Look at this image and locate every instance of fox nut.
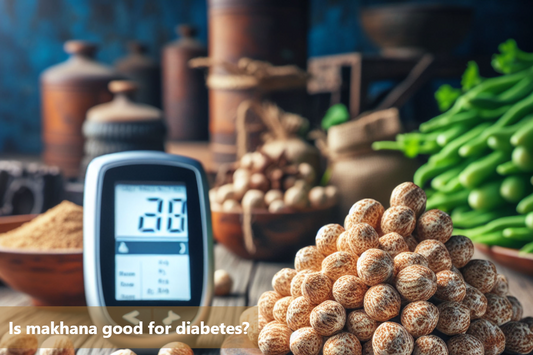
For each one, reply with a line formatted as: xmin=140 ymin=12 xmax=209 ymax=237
xmin=259 ymin=291 xmax=283 ymax=322
xmin=323 ymin=332 xmax=362 ymax=355
xmin=310 ymin=300 xmax=346 ymax=336
xmin=401 ymin=301 xmax=439 ymax=338
xmin=404 ymin=235 xmax=419 ymax=252
xmin=286 ymin=296 xmax=315 ymax=331
xmin=345 ymin=199 xmax=384 ymax=231
xmin=508 ymin=296 xmax=523 ymax=321
xmin=295 ymin=246 xmax=324 ymax=272
xmin=346 ymin=223 xmax=380 ymax=255
xmin=272 ymin=268 xmax=297 ymax=297
xmin=364 ymin=283 xmax=401 ymax=322
xmin=436 ymin=301 xmax=471 ymax=336
xmin=415 ymin=240 xmax=452 ymax=273
xmin=273 ymin=296 xmax=294 ymax=324
xmin=336 ymin=231 xmax=351 ymax=253
xmin=289 ymin=327 xmax=323 ymax=355
xmin=483 ymin=293 xmax=513 ymax=326
xmin=158 ymin=343 xmax=193 ymax=355
xmin=380 ymin=206 xmax=417 ymax=237
xmin=392 ymin=252 xmax=428 ymax=280
xmin=322 ymin=251 xmax=359 ymax=282
xmin=37 ymin=336 xmax=75 ymax=355
xmin=332 ymin=275 xmax=368 ymax=309
xmin=394 ymin=265 xmax=437 ymax=302
xmin=434 ymin=269 xmax=466 ymax=302
xmin=378 ymin=232 xmax=410 ymax=258
xmin=362 ymin=341 xmax=374 ymax=355
xmin=467 ymin=319 xmax=506 ymax=355
xmin=415 ymin=209 xmax=453 ymax=244
xmin=461 ymin=259 xmax=497 ymax=294
xmin=291 ymin=270 xmax=313 ymax=298
xmin=0 ymin=333 xmax=38 ymax=355
xmin=346 ymin=309 xmax=380 ymax=342
xmin=490 ymin=274 xmax=509 ymax=297
xmin=413 ymin=335 xmax=447 ymax=355
xmin=445 ymin=235 xmax=474 ymax=268
xmin=500 ymin=321 xmax=533 ymax=355
xmin=372 ymin=322 xmax=414 ymax=355
xmin=446 ymin=334 xmax=484 ymax=355
xmin=462 ymin=284 xmax=488 ymax=320
xmin=258 ymin=322 xmax=292 ymax=355
xmin=390 ymin=182 xmax=427 ymax=217
xmin=301 ymin=272 xmax=333 ymax=305
xmin=357 ymin=249 xmax=394 ymax=286
xmin=316 ymin=224 xmax=345 ymax=256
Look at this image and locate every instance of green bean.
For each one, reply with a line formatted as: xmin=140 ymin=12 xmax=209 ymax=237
xmin=454 ymin=215 xmax=527 ymax=237
xmin=469 ymin=179 xmax=506 ymax=211
xmin=517 ymin=192 xmax=533 ymax=214
xmin=488 ymin=133 xmax=514 ymax=152
xmin=451 ymin=208 xmax=511 ymax=229
xmin=430 ymin=123 xmax=491 ymax=165
xmin=414 ymin=158 xmax=461 ymax=188
xmin=503 ymin=227 xmax=533 ymax=241
xmin=520 ymin=241 xmax=533 ymax=254
xmin=470 ymin=74 xmax=533 ymax=108
xmin=459 ymin=151 xmax=509 ymax=188
xmin=470 ymin=231 xmax=526 ymax=248
xmin=436 ymin=124 xmax=473 ymax=147
xmin=511 ymin=118 xmax=533 ymax=147
xmin=513 ymin=146 xmax=533 ymax=171
xmin=427 ymin=189 xmax=470 ymax=210
xmin=420 ymin=110 xmax=479 ymax=132
xmin=497 ymin=161 xmax=523 ymax=175
xmin=501 ymin=175 xmax=533 ymax=203
xmin=431 ymin=158 xmax=476 ymax=191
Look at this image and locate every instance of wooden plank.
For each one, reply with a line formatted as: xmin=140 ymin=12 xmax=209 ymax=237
xmin=248 ymin=262 xmax=292 ymax=307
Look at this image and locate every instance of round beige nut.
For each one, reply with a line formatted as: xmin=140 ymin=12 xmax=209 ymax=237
xmin=447 ymin=334 xmax=484 ymax=355
xmin=346 ymin=309 xmax=380 ymax=342
xmin=412 ymin=335 xmax=447 ymax=355
xmin=322 ymin=251 xmax=359 ymax=282
xmin=273 ymin=296 xmax=294 ymax=324
xmin=214 ymin=269 xmax=233 ymax=296
xmin=392 ymin=252 xmax=428 ymax=280
xmin=39 ymin=335 xmax=75 ymax=355
xmin=445 ymin=235 xmax=474 ymax=268
xmin=378 ymin=232 xmax=410 ymax=258
xmin=345 ymin=199 xmax=385 ymax=231
xmin=434 ymin=269 xmax=466 ymax=302
xmin=259 ymin=291 xmax=283 ymax=321
xmin=364 ymin=284 xmax=401 ymax=322
xmin=482 ymin=293 xmax=513 ymax=326
xmin=390 ymin=182 xmax=427 ymax=217
xmin=295 ymin=246 xmax=324 ymax=272
xmin=362 ymin=341 xmax=374 ymax=355
xmin=373 ymin=322 xmax=414 ymax=355
xmin=336 ymin=231 xmax=351 ymax=253
xmin=258 ymin=321 xmax=292 ymax=355
xmin=272 ymin=268 xmax=297 ymax=297
xmin=415 ymin=240 xmax=452 ymax=273
xmin=323 ymin=332 xmax=362 ymax=355
xmin=289 ymin=327 xmax=323 ymax=355
xmin=401 ymin=301 xmax=439 ymax=338
xmin=500 ymin=321 xmax=533 ymax=355
xmin=461 ymin=259 xmax=497 ymax=294
xmin=0 ymin=332 xmax=38 ymax=355
xmin=415 ymin=209 xmax=453 ymax=243
xmin=462 ymin=283 xmax=488 ymax=320
xmin=451 ymin=265 xmax=464 ymax=281
xmin=332 ymin=275 xmax=368 ymax=309
xmin=489 ymin=274 xmax=509 ymax=297
xmin=404 ymin=235 xmax=418 ymax=252
xmin=286 ymin=296 xmax=314 ymax=331
xmin=436 ymin=301 xmax=471 ymax=336
xmin=346 ymin=223 xmax=380 ymax=255
xmin=467 ymin=319 xmax=506 ymax=355
xmin=316 ymin=224 xmax=345 ymax=256
xmin=240 ymin=306 xmax=267 ymax=346
xmin=357 ymin=249 xmax=394 ymax=286
xmin=310 ymin=300 xmax=346 ymax=336
xmin=380 ymin=206 xmax=417 ymax=237
xmin=394 ymin=265 xmax=437 ymax=302
xmin=158 ymin=342 xmax=194 ymax=355
xmin=301 ymin=272 xmax=333 ymax=305
xmin=291 ymin=270 xmax=314 ymax=298
xmin=507 ymin=296 xmax=523 ymax=321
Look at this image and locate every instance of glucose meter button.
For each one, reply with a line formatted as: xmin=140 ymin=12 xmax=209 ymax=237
xmin=108 ymin=308 xmax=151 ymax=326
xmin=154 ymin=308 xmax=196 ymax=325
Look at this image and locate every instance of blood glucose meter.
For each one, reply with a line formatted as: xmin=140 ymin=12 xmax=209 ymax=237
xmin=83 ymin=151 xmax=213 ymax=346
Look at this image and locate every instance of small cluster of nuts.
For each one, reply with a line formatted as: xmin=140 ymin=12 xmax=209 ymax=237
xmin=247 ymin=182 xmax=533 ymax=355
xmin=210 ymin=151 xmax=338 ymax=213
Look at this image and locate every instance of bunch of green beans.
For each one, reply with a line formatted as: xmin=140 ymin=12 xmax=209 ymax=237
xmin=373 ymin=40 xmax=533 ymax=253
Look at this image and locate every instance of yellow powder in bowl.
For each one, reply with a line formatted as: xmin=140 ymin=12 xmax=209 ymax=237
xmin=0 ymin=201 xmax=83 ymax=250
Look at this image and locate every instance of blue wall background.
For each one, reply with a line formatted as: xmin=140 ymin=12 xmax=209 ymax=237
xmin=1 ymin=0 xmax=532 ymax=153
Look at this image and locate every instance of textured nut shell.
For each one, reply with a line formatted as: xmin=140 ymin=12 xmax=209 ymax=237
xmin=289 ymin=327 xmax=323 ymax=355
xmin=482 ymin=293 xmax=513 ymax=326
xmin=436 ymin=301 xmax=471 ymax=336
xmin=258 ymin=322 xmax=292 ymax=355
xmin=364 ymin=284 xmax=401 ymax=322
xmin=461 ymin=259 xmax=497 ymax=294
xmin=345 ymin=199 xmax=384 ymax=230
xmin=445 ymin=235 xmax=474 ymax=268
xmin=357 ymin=249 xmax=394 ymax=286
xmin=380 ymin=206 xmax=417 ymax=237
xmin=310 ymin=300 xmax=346 ymax=336
xmin=346 ymin=223 xmax=380 ymax=255
xmin=362 ymin=341 xmax=375 ymax=355
xmin=447 ymin=334 xmax=484 ymax=355
xmin=390 ymin=182 xmax=427 ymax=217
xmin=467 ymin=319 xmax=506 ymax=355
xmin=0 ymin=332 xmax=38 ymax=355
xmin=401 ymin=301 xmax=439 ymax=338
xmin=392 ymin=252 xmax=428 ymax=280
xmin=286 ymin=296 xmax=315 ymax=331
xmin=272 ymin=268 xmax=297 ymax=297
xmin=333 ymin=275 xmax=368 ymax=309
xmin=301 ymin=272 xmax=333 ymax=305
xmin=403 ymin=235 xmax=418 ymax=252
xmin=490 ymin=274 xmax=509 ymax=297
xmin=346 ymin=309 xmax=380 ymax=342
xmin=412 ymin=335 xmax=447 ymax=355
xmin=372 ymin=322 xmax=414 ymax=355
xmin=322 ymin=251 xmax=359 ymax=282
xmin=434 ymin=269 xmax=466 ymax=302
xmin=394 ymin=265 xmax=437 ymax=302
xmin=336 ymin=231 xmax=352 ymax=253
xmin=415 ymin=240 xmax=452 ymax=273
xmin=291 ymin=270 xmax=314 ymax=298
xmin=295 ymin=246 xmax=325 ymax=272
xmin=451 ymin=265 xmax=464 ymax=281
xmin=158 ymin=342 xmax=193 ymax=355
xmin=507 ymin=296 xmax=523 ymax=321
xmin=273 ymin=296 xmax=294 ymax=324
xmin=500 ymin=321 xmax=533 ymax=355
xmin=259 ymin=291 xmax=283 ymax=321
xmin=316 ymin=224 xmax=345 ymax=256
xmin=415 ymin=209 xmax=453 ymax=243
xmin=523 ymin=316 xmax=533 ymax=331
xmin=462 ymin=283 xmax=488 ymax=320
xmin=378 ymin=233 xmax=410 ymax=258
xmin=323 ymin=332 xmax=362 ymax=355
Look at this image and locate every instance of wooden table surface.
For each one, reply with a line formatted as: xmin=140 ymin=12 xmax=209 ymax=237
xmin=1 ymin=245 xmax=533 ymax=354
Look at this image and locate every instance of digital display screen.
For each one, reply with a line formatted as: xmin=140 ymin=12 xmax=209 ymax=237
xmin=114 ymin=183 xmax=191 ymax=302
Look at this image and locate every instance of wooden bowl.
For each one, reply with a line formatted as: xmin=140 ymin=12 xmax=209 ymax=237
xmin=0 ymin=214 xmax=85 ymax=306
xmin=212 ymin=205 xmax=337 ymax=261
xmin=475 ymin=243 xmax=533 ymax=277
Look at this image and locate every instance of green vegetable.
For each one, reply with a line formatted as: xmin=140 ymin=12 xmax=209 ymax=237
xmin=492 ymin=39 xmax=533 ymax=74
xmin=436 ymin=123 xmax=473 ymax=147
xmin=511 ymin=118 xmax=533 ymax=148
xmin=321 ymin=104 xmax=349 ymax=130
xmin=513 ymin=146 xmax=533 ymax=171
xmin=503 ymin=227 xmax=533 ymax=241
xmin=497 ymin=161 xmax=523 ymax=175
xmin=454 ymin=214 xmax=528 ymax=237
xmin=487 ymin=115 xmax=533 ymax=152
xmin=469 ymin=231 xmax=526 ymax=248
xmin=435 ymin=84 xmax=462 ymax=112
xmin=469 ymin=180 xmax=507 ymax=211
xmin=470 ymin=75 xmax=533 ymax=109
xmin=461 ymin=61 xmax=484 ymax=91
xmin=429 ymin=123 xmax=491 ymax=165
xmin=459 ymin=151 xmax=509 ymax=188
xmin=501 ymin=175 xmax=533 ymax=203
xmin=451 ymin=207 xmax=512 ymax=229
xmin=427 ymin=189 xmax=470 ymax=210
xmin=517 ymin=192 xmax=533 ymax=214
xmin=414 ymin=158 xmax=461 ymax=188
xmin=520 ymin=241 xmax=533 ymax=254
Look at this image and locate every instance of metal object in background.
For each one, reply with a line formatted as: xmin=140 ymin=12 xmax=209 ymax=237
xmin=162 ymin=25 xmax=209 ymax=142
xmin=40 ymin=41 xmax=121 ymax=179
xmin=207 ymin=0 xmax=309 ymax=165
xmin=115 ymin=41 xmax=161 ymax=108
